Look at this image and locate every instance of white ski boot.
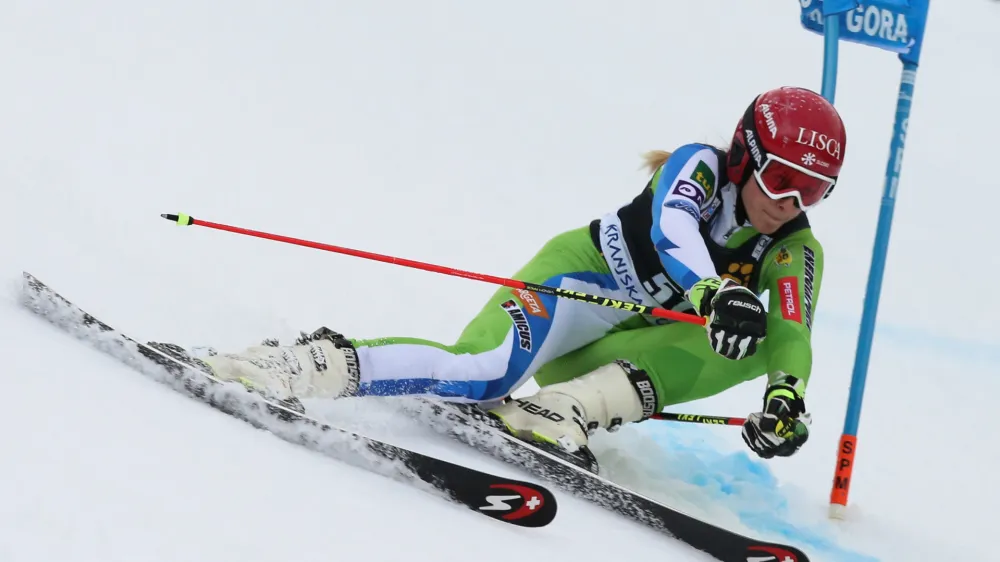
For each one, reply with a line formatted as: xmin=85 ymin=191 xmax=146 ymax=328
xmin=198 ymin=326 xmax=361 ymax=403
xmin=487 ymin=360 xmax=659 ymax=472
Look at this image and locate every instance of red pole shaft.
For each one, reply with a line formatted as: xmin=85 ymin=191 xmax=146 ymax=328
xmin=162 ymin=214 xmax=706 ymax=326
xmin=194 ymin=217 xmax=521 ymax=288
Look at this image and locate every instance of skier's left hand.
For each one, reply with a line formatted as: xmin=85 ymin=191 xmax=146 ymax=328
xmin=742 ymin=378 xmax=811 ymax=459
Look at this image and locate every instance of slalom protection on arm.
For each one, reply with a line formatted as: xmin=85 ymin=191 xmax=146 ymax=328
xmin=648 ymin=144 xmax=721 ymax=293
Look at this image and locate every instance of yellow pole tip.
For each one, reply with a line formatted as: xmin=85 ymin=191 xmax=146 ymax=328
xmin=159 ymin=213 xmax=193 ymax=225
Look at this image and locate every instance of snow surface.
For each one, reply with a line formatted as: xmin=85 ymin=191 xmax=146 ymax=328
xmin=2 ymin=1 xmax=998 ymax=561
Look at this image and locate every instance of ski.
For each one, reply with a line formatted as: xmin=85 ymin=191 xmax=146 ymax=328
xmin=18 ymin=271 xmax=557 ymax=529
xmin=403 ymin=399 xmax=812 ymax=562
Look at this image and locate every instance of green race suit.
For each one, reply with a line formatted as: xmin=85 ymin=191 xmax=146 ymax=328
xmin=350 ymin=143 xmax=823 ymax=409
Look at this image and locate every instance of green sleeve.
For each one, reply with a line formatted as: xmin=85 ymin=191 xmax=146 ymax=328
xmin=757 ymin=231 xmax=824 ymax=393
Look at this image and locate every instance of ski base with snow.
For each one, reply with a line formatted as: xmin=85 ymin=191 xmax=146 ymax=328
xmin=18 ymin=271 xmax=558 ymax=529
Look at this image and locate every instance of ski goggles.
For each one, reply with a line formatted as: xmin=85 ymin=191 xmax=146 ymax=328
xmin=754 ymin=153 xmax=837 ymax=211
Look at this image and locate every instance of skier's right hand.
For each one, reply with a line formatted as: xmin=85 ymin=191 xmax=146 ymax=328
xmin=685 ymin=277 xmax=767 ymax=360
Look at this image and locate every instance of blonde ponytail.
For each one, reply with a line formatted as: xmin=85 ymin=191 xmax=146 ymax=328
xmin=641 ymin=150 xmax=672 ymax=174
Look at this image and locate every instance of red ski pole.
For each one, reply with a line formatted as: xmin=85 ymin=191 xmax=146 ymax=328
xmin=161 ymin=213 xmax=706 ymax=326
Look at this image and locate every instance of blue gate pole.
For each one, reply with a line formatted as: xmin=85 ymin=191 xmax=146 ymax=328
xmin=820 ymin=15 xmax=840 ymax=102
xmin=829 ymin=61 xmax=918 ymax=519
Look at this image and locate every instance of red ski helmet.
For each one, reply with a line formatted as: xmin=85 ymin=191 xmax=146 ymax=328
xmin=726 ymin=87 xmax=846 ymax=210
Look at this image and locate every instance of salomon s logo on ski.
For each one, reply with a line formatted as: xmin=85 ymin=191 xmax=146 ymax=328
xmin=477 ymin=483 xmax=555 ymax=527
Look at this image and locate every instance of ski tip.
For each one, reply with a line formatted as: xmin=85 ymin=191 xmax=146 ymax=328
xmin=160 ymin=213 xmax=193 ymax=226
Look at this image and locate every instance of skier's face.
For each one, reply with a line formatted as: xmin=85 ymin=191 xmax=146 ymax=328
xmin=741 ymin=176 xmax=802 ymax=234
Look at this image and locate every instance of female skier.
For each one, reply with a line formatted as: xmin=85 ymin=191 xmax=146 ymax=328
xmin=193 ymin=86 xmax=845 ymax=465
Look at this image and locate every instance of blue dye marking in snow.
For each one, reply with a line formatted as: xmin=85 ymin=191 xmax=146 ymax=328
xmin=635 ymin=423 xmax=880 ymax=562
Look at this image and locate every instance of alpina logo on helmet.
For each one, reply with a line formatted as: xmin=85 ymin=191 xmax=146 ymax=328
xmin=760 ymin=104 xmax=778 ymax=138
xmin=745 ymin=128 xmax=764 ymax=169
xmin=795 ymin=127 xmax=842 ymax=160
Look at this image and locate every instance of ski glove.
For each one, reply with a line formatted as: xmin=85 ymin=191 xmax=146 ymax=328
xmin=742 ymin=377 xmax=811 ymax=459
xmin=685 ymin=277 xmax=767 ymax=360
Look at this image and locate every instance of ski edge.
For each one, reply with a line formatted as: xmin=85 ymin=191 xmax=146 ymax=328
xmin=17 ymin=270 xmax=558 ymax=529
